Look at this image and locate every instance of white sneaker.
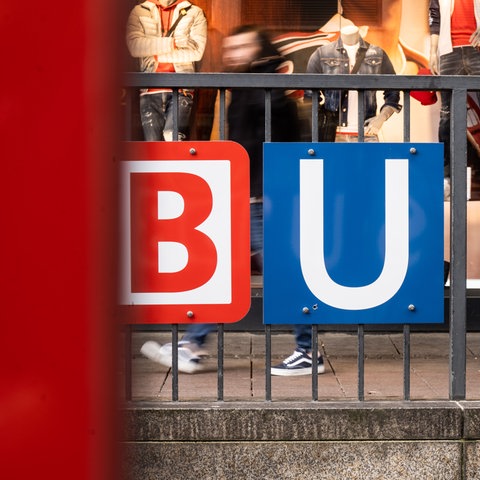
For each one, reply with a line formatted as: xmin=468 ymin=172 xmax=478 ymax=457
xmin=178 ymin=340 xmax=209 ymax=358
xmin=140 ymin=341 xmax=202 ymax=374
xmin=140 ymin=340 xmax=163 ymax=363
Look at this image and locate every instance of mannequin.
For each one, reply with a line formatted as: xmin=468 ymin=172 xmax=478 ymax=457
xmin=126 ymin=0 xmax=207 ymax=141
xmin=340 ymin=25 xmax=360 ymax=46
xmin=339 ymin=26 xmax=361 ymax=133
xmin=306 ymin=22 xmax=401 ymax=141
xmin=341 ymin=24 xmax=395 ymax=137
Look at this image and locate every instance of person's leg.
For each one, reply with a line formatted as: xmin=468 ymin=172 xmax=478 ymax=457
xmin=463 ymin=46 xmax=480 ymax=76
xmin=250 ymin=200 xmax=263 ymax=274
xmin=140 ymin=322 xmax=215 ymax=374
xmin=438 ymin=88 xmax=452 ymax=178
xmin=163 ymin=92 xmax=194 ymax=141
xmin=439 ymin=48 xmax=467 ymax=177
xmin=139 ymin=93 xmax=165 ymax=141
xmin=294 ymin=324 xmax=312 ymax=351
xmin=181 ymin=323 xmax=216 ymax=348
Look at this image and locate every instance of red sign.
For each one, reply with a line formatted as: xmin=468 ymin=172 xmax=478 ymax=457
xmin=119 ymin=141 xmax=251 ymax=324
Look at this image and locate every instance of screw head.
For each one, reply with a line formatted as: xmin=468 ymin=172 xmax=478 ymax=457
xmin=308 ymin=148 xmax=315 ymax=156
xmin=186 ymin=310 xmax=194 ymax=318
xmin=302 ymin=307 xmax=310 ymax=314
xmin=189 ymin=148 xmax=197 ymax=155
xmin=409 ymin=147 xmax=417 ymax=154
xmin=408 ymin=304 xmax=416 ymax=311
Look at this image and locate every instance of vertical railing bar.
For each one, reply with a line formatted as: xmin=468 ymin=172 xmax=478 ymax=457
xmin=449 ymin=87 xmax=468 ymax=400
xmin=403 ymin=91 xmax=411 ymax=143
xmin=403 ymin=324 xmax=411 ymax=401
xmin=172 ymin=88 xmax=179 ymax=140
xmin=358 ymin=90 xmax=365 ymax=142
xmin=265 ymin=89 xmax=272 ymax=142
xmin=312 ymin=324 xmax=319 ymax=401
xmin=219 ymin=88 xmax=226 ymax=140
xmin=172 ymin=324 xmax=179 ymax=401
xmin=358 ymin=325 xmax=365 ymax=401
xmin=123 ymin=88 xmax=133 ymax=141
xmin=124 ymin=325 xmax=132 ymax=401
xmin=265 ymin=87 xmax=272 ymax=401
xmin=265 ymin=324 xmax=272 ymax=401
xmin=217 ymin=323 xmax=224 ymax=401
xmin=312 ymin=90 xmax=319 ymax=142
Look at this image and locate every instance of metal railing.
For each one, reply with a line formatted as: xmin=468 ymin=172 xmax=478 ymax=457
xmin=122 ymin=72 xmax=479 ymax=402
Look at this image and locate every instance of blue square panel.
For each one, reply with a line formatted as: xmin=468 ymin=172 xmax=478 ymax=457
xmin=263 ymin=143 xmax=444 ymax=324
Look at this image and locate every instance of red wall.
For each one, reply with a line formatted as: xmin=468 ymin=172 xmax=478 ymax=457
xmin=0 ymin=2 xmax=121 ymax=479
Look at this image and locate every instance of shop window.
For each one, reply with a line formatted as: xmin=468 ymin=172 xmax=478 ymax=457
xmin=241 ymin=0 xmax=382 ymax=32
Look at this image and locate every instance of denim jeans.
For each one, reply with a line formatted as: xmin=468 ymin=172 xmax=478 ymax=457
xmin=139 ymin=91 xmax=193 ymax=141
xmin=183 ymin=324 xmax=314 ymax=351
xmin=182 ymin=202 xmax=264 ymax=346
xmin=438 ymin=46 xmax=480 ymax=175
xmin=250 ymin=201 xmax=263 ymax=272
xmin=293 ymin=325 xmax=313 ymax=351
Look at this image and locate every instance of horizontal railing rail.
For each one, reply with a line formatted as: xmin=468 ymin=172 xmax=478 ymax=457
xmin=122 ymin=72 xmax=480 ymax=402
xmin=123 ymin=72 xmax=480 ymax=90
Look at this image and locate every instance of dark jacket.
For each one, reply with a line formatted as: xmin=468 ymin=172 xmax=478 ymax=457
xmin=306 ymin=36 xmax=401 ymax=134
xmin=228 ymin=55 xmax=301 ymax=198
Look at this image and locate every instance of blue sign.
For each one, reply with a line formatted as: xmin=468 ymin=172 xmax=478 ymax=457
xmin=263 ymin=143 xmax=444 ymax=324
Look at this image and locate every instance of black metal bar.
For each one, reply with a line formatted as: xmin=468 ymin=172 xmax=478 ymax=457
xmin=449 ymin=89 xmax=468 ymax=400
xmin=403 ymin=92 xmax=411 ymax=143
xmin=172 ymin=89 xmax=179 ymax=140
xmin=219 ymin=88 xmax=226 ymax=140
xmin=124 ymin=325 xmax=132 ymax=401
xmin=358 ymin=325 xmax=365 ymax=401
xmin=265 ymin=324 xmax=272 ymax=401
xmin=311 ymin=90 xmax=319 ymax=142
xmin=172 ymin=324 xmax=179 ymax=401
xmin=217 ymin=323 xmax=224 ymax=401
xmin=312 ymin=324 xmax=318 ymax=401
xmin=123 ymin=72 xmax=480 ymax=91
xmin=123 ymin=88 xmax=133 ymax=141
xmin=403 ymin=324 xmax=411 ymax=401
xmin=265 ymin=89 xmax=272 ymax=142
xmin=358 ymin=90 xmax=365 ymax=142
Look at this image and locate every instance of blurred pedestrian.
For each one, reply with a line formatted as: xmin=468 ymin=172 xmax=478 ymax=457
xmin=141 ymin=25 xmax=322 ymax=375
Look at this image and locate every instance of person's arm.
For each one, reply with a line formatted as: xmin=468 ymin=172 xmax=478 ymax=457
xmin=126 ymin=6 xmax=175 ymax=58
xmin=364 ymin=105 xmax=397 ymax=135
xmin=470 ymin=27 xmax=480 ymax=48
xmin=429 ymin=34 xmax=440 ymax=75
xmin=304 ymin=49 xmax=324 ymax=103
xmin=428 ymin=0 xmax=440 ymax=74
xmin=379 ymin=50 xmax=402 ymax=113
xmin=157 ymin=8 xmax=208 ymax=64
xmin=364 ymin=50 xmax=401 ymax=135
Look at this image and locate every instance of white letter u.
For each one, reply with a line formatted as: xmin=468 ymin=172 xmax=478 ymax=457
xmin=300 ymin=159 xmax=409 ymax=310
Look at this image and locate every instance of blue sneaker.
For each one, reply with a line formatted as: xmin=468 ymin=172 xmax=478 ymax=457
xmin=271 ymin=347 xmax=325 ymax=376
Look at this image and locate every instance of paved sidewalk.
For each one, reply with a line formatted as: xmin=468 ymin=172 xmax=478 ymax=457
xmin=125 ymin=332 xmax=480 ymax=402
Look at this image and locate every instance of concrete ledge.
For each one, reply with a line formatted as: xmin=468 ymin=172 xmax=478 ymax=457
xmin=124 ymin=401 xmax=470 ymax=442
xmin=123 ymin=402 xmax=480 ymax=479
xmin=461 ymin=401 xmax=480 ymax=439
xmin=124 ymin=441 xmax=463 ymax=480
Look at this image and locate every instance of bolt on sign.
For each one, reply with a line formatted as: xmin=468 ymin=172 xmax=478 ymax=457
xmin=263 ymin=142 xmax=444 ymax=325
xmin=119 ymin=141 xmax=251 ymax=324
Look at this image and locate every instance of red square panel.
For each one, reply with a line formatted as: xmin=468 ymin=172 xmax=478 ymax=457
xmin=119 ymin=141 xmax=250 ymax=324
